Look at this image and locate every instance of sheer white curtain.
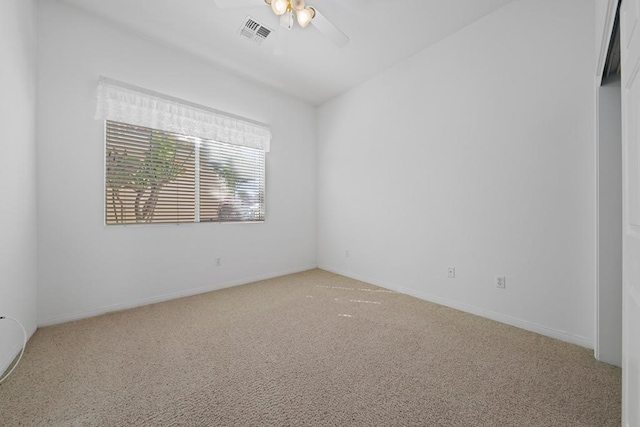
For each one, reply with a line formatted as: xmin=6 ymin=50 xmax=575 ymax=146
xmin=95 ymin=76 xmax=271 ymax=152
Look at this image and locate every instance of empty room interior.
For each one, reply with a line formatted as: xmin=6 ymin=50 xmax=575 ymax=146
xmin=1 ymin=0 xmax=639 ymax=425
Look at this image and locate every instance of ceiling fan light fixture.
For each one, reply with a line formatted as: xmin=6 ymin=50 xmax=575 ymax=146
xmin=296 ymin=6 xmax=315 ymax=28
xmin=271 ymin=0 xmax=289 ymax=16
xmin=291 ymin=0 xmax=305 ymax=11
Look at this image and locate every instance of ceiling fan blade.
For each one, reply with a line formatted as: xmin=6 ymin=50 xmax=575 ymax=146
xmin=311 ymin=8 xmax=349 ymax=48
xmin=213 ymin=0 xmax=266 ymax=9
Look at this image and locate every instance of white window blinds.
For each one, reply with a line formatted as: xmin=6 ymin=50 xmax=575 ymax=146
xmin=95 ymin=77 xmax=271 ymax=152
xmin=105 ymin=121 xmax=265 ymax=224
xmin=105 ymin=121 xmax=197 ymax=224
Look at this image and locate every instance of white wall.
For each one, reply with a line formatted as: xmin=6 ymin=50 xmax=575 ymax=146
xmin=37 ymin=0 xmax=317 ymax=325
xmin=597 ymin=78 xmax=622 ymax=365
xmin=317 ymin=0 xmax=596 ymax=347
xmin=0 ymin=0 xmax=38 ymax=373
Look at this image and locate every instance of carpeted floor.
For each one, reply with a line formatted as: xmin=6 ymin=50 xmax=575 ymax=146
xmin=0 ymin=269 xmax=621 ymax=426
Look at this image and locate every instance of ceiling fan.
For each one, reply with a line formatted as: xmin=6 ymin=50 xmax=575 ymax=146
xmin=214 ymin=0 xmax=349 ymax=50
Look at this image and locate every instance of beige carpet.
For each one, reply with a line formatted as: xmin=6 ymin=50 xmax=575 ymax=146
xmin=0 ymin=270 xmax=621 ymax=426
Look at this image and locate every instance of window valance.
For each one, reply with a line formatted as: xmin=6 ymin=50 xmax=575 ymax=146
xmin=95 ymin=77 xmax=271 ymax=152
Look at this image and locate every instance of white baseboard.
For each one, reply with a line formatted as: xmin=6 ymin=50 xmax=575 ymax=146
xmin=38 ymin=265 xmax=318 ymax=327
xmin=320 ymin=267 xmax=593 ymax=349
xmin=0 ymin=344 xmax=22 ymax=379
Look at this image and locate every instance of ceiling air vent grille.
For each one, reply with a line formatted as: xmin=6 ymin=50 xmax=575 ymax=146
xmin=238 ymin=16 xmax=272 ymax=45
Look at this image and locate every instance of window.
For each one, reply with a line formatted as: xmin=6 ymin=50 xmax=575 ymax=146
xmin=96 ymin=77 xmax=270 ymax=225
xmin=106 ymin=121 xmax=265 ymax=224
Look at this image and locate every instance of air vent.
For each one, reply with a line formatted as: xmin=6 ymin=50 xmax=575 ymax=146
xmin=238 ymin=16 xmax=272 ymax=45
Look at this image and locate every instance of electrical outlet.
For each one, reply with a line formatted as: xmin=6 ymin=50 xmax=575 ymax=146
xmin=448 ymin=267 xmax=455 ymax=278
xmin=496 ymin=276 xmax=506 ymax=289
xmin=216 ymin=257 xmax=222 ymax=267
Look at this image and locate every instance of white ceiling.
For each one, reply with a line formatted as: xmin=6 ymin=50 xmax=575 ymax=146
xmin=59 ymin=0 xmax=515 ymax=105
